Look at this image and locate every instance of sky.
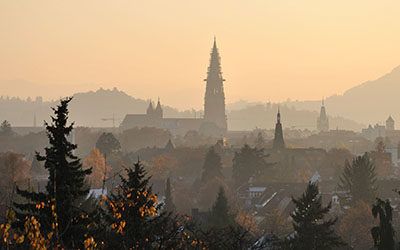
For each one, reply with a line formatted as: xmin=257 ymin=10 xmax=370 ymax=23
xmin=1 ymin=0 xmax=400 ymax=110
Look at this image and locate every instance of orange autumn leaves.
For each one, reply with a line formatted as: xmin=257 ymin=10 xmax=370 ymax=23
xmin=83 ymin=148 xmax=112 ymax=188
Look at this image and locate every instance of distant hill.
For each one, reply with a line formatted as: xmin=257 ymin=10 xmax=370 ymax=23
xmin=0 ymin=88 xmax=195 ymax=127
xmin=0 ymin=87 xmax=363 ymax=131
xmin=282 ymin=66 xmax=400 ymax=126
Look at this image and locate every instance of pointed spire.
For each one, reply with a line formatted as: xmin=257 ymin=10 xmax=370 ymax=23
xmin=277 ymin=106 xmax=281 ymax=123
xmin=317 ymin=98 xmax=329 ymax=132
xmin=155 ymin=97 xmax=163 ymax=118
xmin=273 ymin=106 xmax=285 ymax=150
xmin=146 ymin=100 xmax=155 ymax=115
xmin=203 ymin=36 xmax=227 ymax=131
xmin=165 ymin=139 xmax=175 ymax=151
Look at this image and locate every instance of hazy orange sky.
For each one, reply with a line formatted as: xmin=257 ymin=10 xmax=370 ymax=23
xmin=1 ymin=0 xmax=400 ymax=110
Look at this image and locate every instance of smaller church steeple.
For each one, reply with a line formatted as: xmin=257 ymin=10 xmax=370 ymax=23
xmin=273 ymin=107 xmax=285 ymax=150
xmin=317 ymin=98 xmax=329 ymax=132
xmin=146 ymin=100 xmax=155 ymax=115
xmin=155 ymin=97 xmax=163 ymax=118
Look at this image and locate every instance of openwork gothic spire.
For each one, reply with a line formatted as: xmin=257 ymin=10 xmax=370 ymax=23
xmin=203 ymin=37 xmax=227 ymax=132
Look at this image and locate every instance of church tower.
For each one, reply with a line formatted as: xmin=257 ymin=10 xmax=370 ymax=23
xmin=317 ymin=99 xmax=329 ymax=132
xmin=386 ymin=115 xmax=395 ymax=131
xmin=146 ymin=100 xmax=155 ymax=116
xmin=273 ymin=108 xmax=285 ymax=150
xmin=203 ymin=37 xmax=227 ymax=132
xmin=155 ymin=98 xmax=163 ymax=118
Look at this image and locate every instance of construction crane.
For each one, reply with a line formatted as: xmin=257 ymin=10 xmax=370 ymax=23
xmin=101 ymin=114 xmax=122 ymax=128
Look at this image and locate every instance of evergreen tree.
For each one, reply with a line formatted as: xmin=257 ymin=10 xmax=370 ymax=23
xmin=371 ymin=198 xmax=395 ymax=250
xmin=201 ymin=146 xmax=223 ymax=182
xmin=209 ymin=187 xmax=233 ymax=228
xmin=339 ymin=153 xmax=377 ymax=203
xmin=95 ymin=132 xmax=121 ymax=156
xmin=0 ymin=120 xmax=13 ymax=136
xmin=232 ymin=144 xmax=272 ymax=187
xmin=289 ymin=181 xmax=344 ymax=250
xmin=164 ymin=177 xmax=176 ymax=213
xmin=14 ymin=97 xmax=92 ymax=248
xmin=103 ymin=160 xmax=160 ymax=248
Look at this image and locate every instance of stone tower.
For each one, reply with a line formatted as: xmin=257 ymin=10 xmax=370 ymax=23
xmin=386 ymin=115 xmax=395 ymax=131
xmin=203 ymin=37 xmax=227 ymax=132
xmin=317 ymin=99 xmax=329 ymax=132
xmin=273 ymin=108 xmax=285 ymax=150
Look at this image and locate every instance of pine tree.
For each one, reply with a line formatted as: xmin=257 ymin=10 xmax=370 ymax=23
xmin=232 ymin=144 xmax=272 ymax=187
xmin=339 ymin=153 xmax=377 ymax=203
xmin=209 ymin=187 xmax=233 ymax=228
xmin=289 ymin=181 xmax=344 ymax=250
xmin=103 ymin=160 xmax=159 ymax=248
xmin=14 ymin=97 xmax=92 ymax=247
xmin=201 ymin=146 xmax=223 ymax=183
xmin=371 ymin=198 xmax=395 ymax=250
xmin=164 ymin=177 xmax=176 ymax=213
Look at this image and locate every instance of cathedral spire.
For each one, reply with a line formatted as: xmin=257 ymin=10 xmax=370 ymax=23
xmin=203 ymin=37 xmax=227 ymax=132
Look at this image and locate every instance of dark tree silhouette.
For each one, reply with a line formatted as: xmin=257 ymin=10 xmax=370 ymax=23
xmin=339 ymin=153 xmax=377 ymax=203
xmin=209 ymin=187 xmax=233 ymax=228
xmin=164 ymin=177 xmax=176 ymax=213
xmin=371 ymin=198 xmax=395 ymax=250
xmin=232 ymin=144 xmax=272 ymax=187
xmin=201 ymin=146 xmax=223 ymax=182
xmin=95 ymin=132 xmax=121 ymax=156
xmin=0 ymin=120 xmax=13 ymax=136
xmin=14 ymin=97 xmax=92 ymax=248
xmin=289 ymin=181 xmax=344 ymax=250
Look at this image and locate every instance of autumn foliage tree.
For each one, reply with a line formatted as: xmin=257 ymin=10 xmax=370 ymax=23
xmin=83 ymin=148 xmax=111 ymax=188
xmin=101 ymin=160 xmax=160 ymax=248
xmin=338 ymin=201 xmax=375 ymax=249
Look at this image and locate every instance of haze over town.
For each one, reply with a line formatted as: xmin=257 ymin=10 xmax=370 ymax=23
xmin=2 ymin=1 xmax=400 ymax=249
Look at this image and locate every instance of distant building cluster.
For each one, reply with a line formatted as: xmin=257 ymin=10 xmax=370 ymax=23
xmin=361 ymin=115 xmax=398 ymax=141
